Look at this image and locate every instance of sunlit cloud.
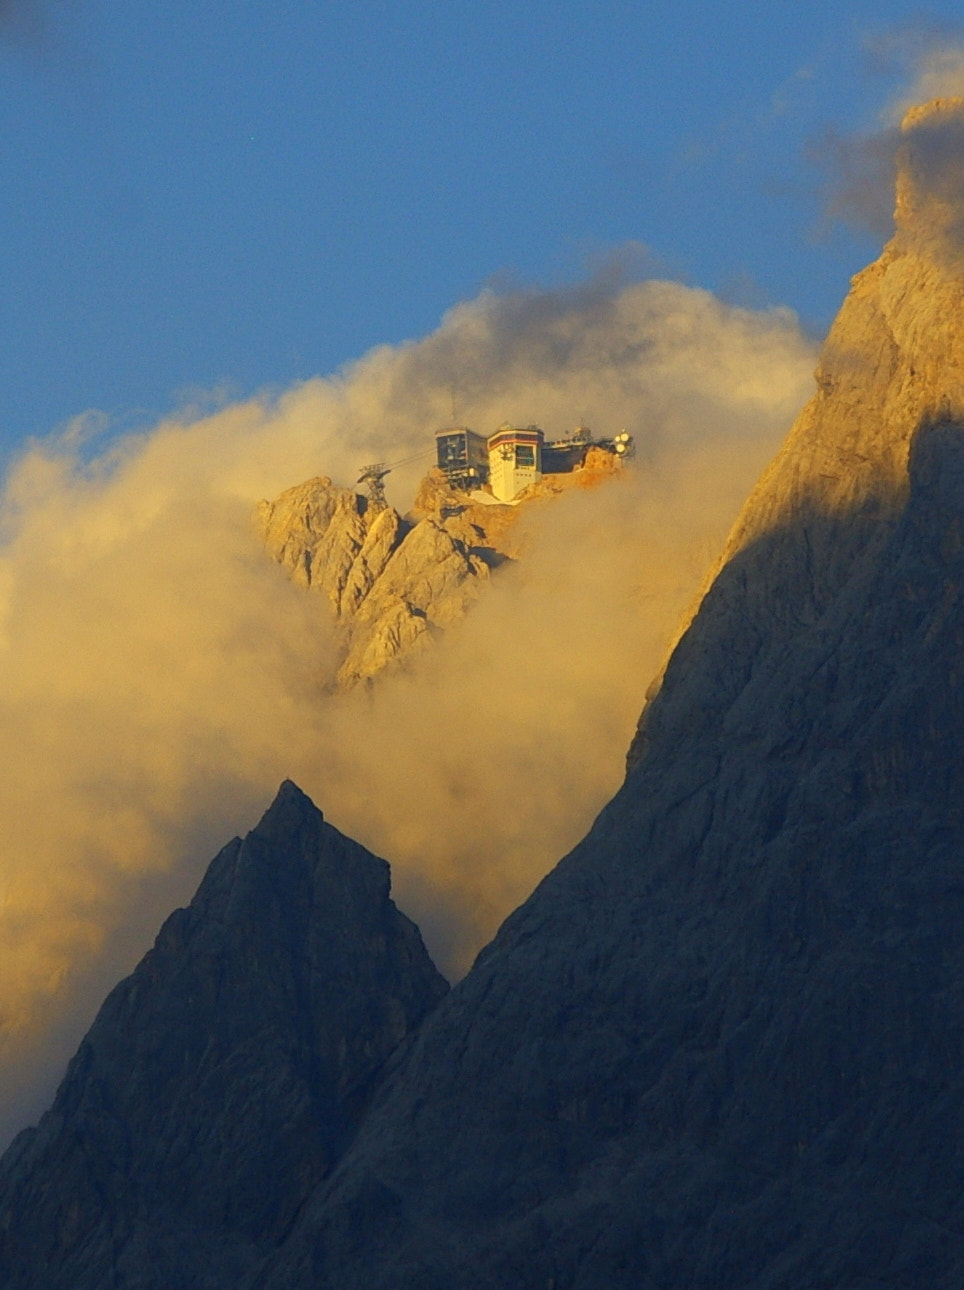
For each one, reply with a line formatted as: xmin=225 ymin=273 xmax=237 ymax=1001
xmin=810 ymin=29 xmax=964 ymax=248
xmin=0 ymin=272 xmax=816 ymax=1144
xmin=863 ymin=25 xmax=964 ymax=122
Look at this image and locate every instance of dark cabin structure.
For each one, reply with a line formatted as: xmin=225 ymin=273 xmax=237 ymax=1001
xmin=435 ymin=427 xmax=489 ymax=491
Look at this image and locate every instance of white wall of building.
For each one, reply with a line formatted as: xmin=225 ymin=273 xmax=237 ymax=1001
xmin=487 ymin=428 xmax=543 ymax=502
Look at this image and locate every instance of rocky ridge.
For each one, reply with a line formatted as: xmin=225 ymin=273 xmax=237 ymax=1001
xmin=257 ymin=447 xmax=626 ymax=687
xmin=0 ymin=783 xmax=447 ymax=1289
xmin=257 ymin=474 xmax=496 ymax=686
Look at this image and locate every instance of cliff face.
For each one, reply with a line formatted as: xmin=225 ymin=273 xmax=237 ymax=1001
xmin=4 ymin=100 xmax=964 ymax=1289
xmin=256 ymin=474 xmax=504 ymax=686
xmin=252 ymin=98 xmax=964 ymax=1286
xmin=0 ymin=783 xmax=447 ymax=1289
xmin=629 ymin=97 xmax=964 ymax=764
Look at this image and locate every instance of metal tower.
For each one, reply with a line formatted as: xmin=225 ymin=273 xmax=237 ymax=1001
xmin=357 ymin=463 xmax=391 ymax=512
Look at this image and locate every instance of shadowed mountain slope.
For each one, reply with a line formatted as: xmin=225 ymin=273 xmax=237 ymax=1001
xmin=243 ymin=98 xmax=964 ymax=1288
xmin=0 ymin=782 xmax=447 ymax=1289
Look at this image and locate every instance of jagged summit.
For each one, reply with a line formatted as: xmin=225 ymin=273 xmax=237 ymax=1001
xmin=0 ymin=783 xmax=447 ymax=1289
xmin=257 ymin=474 xmax=497 ymax=686
xmin=257 ymin=448 xmax=627 ymax=687
xmin=259 ymin=775 xmax=323 ymax=825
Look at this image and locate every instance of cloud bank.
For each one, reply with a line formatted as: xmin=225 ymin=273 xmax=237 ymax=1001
xmin=0 ymin=275 xmax=815 ymax=1142
xmin=814 ymin=33 xmax=964 ymax=245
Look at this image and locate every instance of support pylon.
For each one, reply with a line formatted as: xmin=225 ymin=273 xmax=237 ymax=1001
xmin=357 ymin=463 xmax=391 ymax=512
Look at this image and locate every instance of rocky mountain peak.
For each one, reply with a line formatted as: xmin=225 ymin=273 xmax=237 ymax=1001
xmin=0 ymin=783 xmax=447 ymax=1289
xmin=256 ymin=774 xmax=323 ymax=825
xmin=257 ymin=451 xmax=629 ymax=688
xmin=683 ymin=100 xmax=964 ymax=610
xmin=895 ymin=95 xmax=964 ymax=257
xmin=628 ymin=109 xmax=964 ymax=736
xmin=257 ymin=473 xmax=499 ymax=686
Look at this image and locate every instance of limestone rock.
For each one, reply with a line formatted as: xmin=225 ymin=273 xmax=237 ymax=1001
xmin=257 ymin=473 xmax=505 ymax=686
xmin=337 ymin=595 xmax=433 ymax=685
xmin=339 ymin=506 xmax=403 ymax=616
xmin=258 ymin=451 xmax=631 ymax=688
xmin=0 ymin=782 xmax=447 ymax=1290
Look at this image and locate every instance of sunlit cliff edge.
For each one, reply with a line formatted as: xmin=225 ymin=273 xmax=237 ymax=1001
xmin=636 ymin=94 xmax=964 ymax=728
xmin=257 ymin=448 xmax=625 ymax=687
xmin=728 ymin=95 xmax=964 ymax=545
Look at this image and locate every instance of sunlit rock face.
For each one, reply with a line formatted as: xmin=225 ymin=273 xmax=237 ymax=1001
xmin=251 ymin=110 xmax=964 ymax=1285
xmin=257 ymin=475 xmax=498 ymax=686
xmin=0 ymin=782 xmax=447 ymax=1290
xmin=257 ymin=453 xmax=630 ymax=688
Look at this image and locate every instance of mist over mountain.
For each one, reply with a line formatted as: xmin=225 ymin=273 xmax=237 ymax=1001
xmin=0 ymin=273 xmax=811 ymax=1143
xmin=257 ymin=447 xmax=627 ymax=687
xmin=2 ymin=96 xmax=964 ymax=1286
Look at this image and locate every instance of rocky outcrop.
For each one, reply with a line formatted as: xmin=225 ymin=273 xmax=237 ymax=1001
xmin=258 ymin=449 xmax=632 ymax=687
xmin=0 ymin=782 xmax=447 ymax=1290
xmin=257 ymin=475 xmax=504 ymax=686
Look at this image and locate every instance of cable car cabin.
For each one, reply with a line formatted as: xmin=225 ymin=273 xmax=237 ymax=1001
xmin=487 ymin=425 xmax=544 ymax=502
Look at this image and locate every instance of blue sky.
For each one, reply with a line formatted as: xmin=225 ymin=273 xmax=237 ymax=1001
xmin=0 ymin=1 xmax=958 ymax=465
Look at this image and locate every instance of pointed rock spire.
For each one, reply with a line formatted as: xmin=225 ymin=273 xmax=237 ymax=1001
xmin=0 ymin=783 xmax=447 ymax=1289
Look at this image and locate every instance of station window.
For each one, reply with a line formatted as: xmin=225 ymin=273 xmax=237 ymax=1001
xmin=515 ymin=445 xmax=535 ymax=468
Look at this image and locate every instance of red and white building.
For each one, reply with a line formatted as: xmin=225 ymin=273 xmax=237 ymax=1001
xmin=486 ymin=424 xmax=544 ymax=502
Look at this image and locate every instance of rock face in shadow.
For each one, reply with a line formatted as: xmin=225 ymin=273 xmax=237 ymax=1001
xmin=269 ymin=425 xmax=964 ymax=1288
xmin=0 ymin=782 xmax=448 ymax=1289
xmin=245 ymin=99 xmax=964 ymax=1287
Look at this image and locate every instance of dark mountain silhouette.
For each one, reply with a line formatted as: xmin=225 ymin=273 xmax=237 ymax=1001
xmin=4 ymin=96 xmax=964 ymax=1288
xmin=0 ymin=782 xmax=447 ymax=1288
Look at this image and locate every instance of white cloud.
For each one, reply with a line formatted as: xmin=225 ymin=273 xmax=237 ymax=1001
xmin=884 ymin=43 xmax=964 ymax=125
